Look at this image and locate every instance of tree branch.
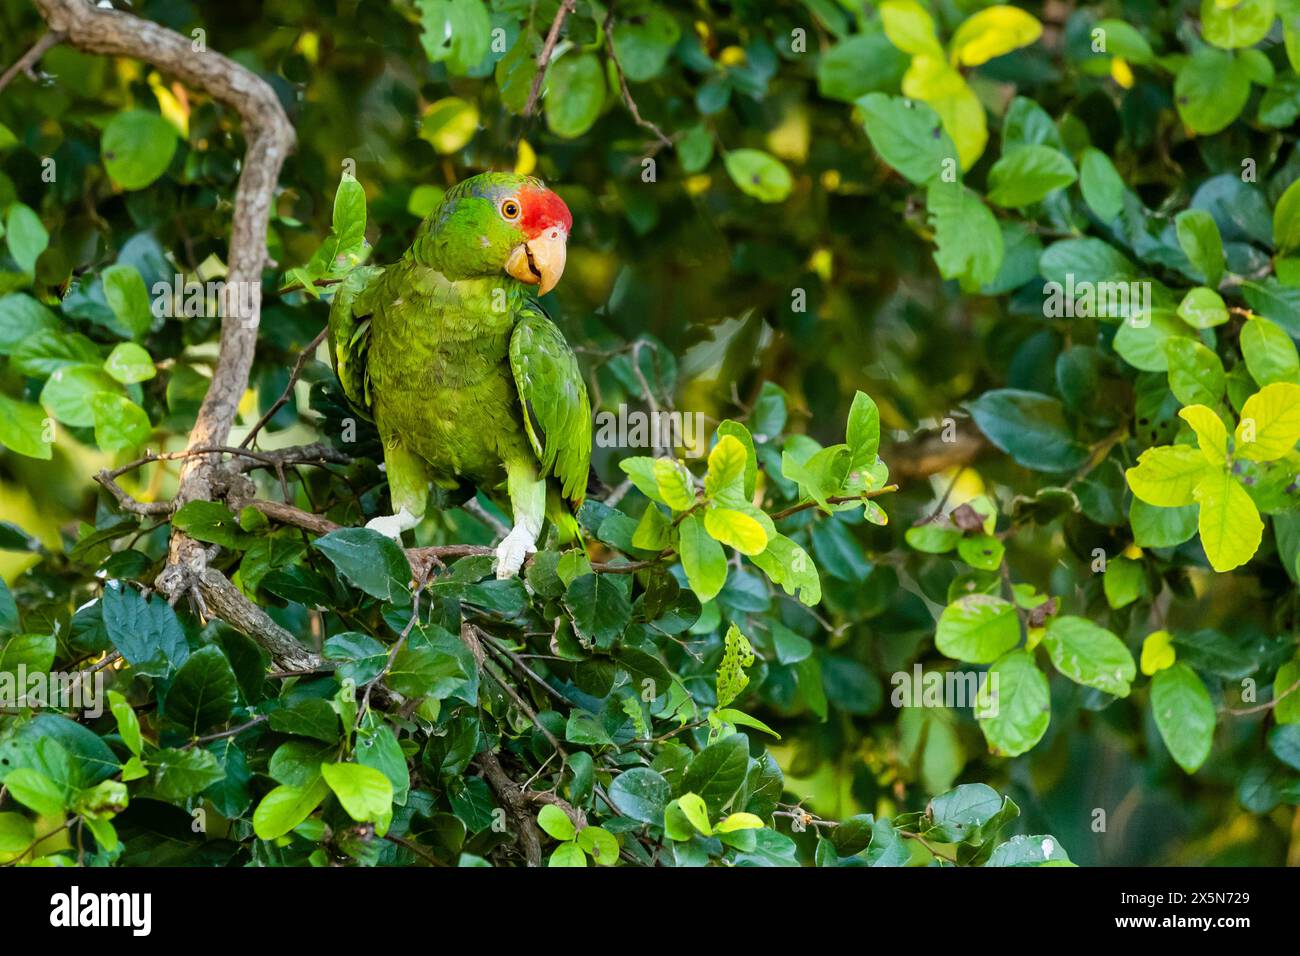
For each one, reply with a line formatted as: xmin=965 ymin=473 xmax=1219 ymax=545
xmin=522 ymin=0 xmax=576 ymax=117
xmin=31 ymin=0 xmax=301 ymax=667
xmin=0 ymin=28 xmax=63 ymax=94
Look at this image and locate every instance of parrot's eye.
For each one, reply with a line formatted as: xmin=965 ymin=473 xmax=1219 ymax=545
xmin=500 ymin=199 xmax=521 ymax=221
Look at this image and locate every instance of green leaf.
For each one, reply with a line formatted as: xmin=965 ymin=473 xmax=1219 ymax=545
xmin=577 ymin=825 xmax=619 ymax=864
xmin=1150 ymin=662 xmax=1216 ymax=773
xmin=547 ymin=842 xmax=587 ymax=866
xmin=936 ymin=594 xmax=1020 ymax=664
xmin=986 ymin=145 xmax=1078 ymax=207
xmin=544 ymin=53 xmax=605 ymax=139
xmin=1175 ymin=210 xmax=1225 ymax=288
xmin=0 ymin=294 xmax=58 ymax=354
xmin=40 ymin=364 xmax=120 ymax=428
xmin=724 ymin=149 xmax=794 ymax=203
xmin=678 ymin=513 xmax=727 ymax=602
xmin=252 ymin=778 xmax=330 ymax=840
xmin=608 ymin=767 xmax=671 ymax=824
xmin=172 ymin=500 xmax=251 ymax=548
xmin=967 ymin=389 xmax=1088 ymax=472
xmin=716 ymin=623 xmax=755 ymax=708
xmin=4 ymin=204 xmax=47 ymax=275
xmin=612 ymin=8 xmax=680 ymax=81
xmin=537 ymin=803 xmax=576 ymax=841
xmin=104 ymin=342 xmax=156 ymax=384
xmin=677 ymin=792 xmax=713 ymax=835
xmin=312 ymin=528 xmax=411 ymax=603
xmin=1193 ymin=469 xmax=1263 ymax=572
xmin=417 ymin=0 xmax=491 ymax=74
xmin=4 ymin=768 xmax=65 ymax=816
xmin=0 ymin=812 xmax=35 ymax=856
xmin=681 ymin=734 xmax=749 ymax=816
xmin=1241 ymin=316 xmax=1300 ymax=386
xmin=1164 ymin=337 xmax=1226 ymax=406
xmin=563 ymin=573 xmax=631 ymax=649
xmin=925 ymin=179 xmax=1003 ymax=290
xmin=90 ymin=392 xmax=151 ymax=452
xmin=1202 ymin=0 xmax=1277 ymax=50
xmin=1103 ymin=555 xmax=1145 ymax=609
xmin=1079 ymin=147 xmax=1125 ymax=221
xmin=101 ymin=264 xmax=153 ymax=338
xmin=163 ymin=645 xmax=239 ymax=736
xmin=858 ymin=93 xmax=957 ymax=185
xmin=0 ymin=396 xmax=52 ymax=460
xmin=978 ymin=650 xmax=1050 ymax=757
xmin=102 ymin=581 xmax=190 ymax=678
xmin=750 ymin=533 xmax=822 ymax=606
xmin=1276 ymin=177 xmax=1300 ymax=255
xmin=846 ymin=390 xmax=881 ymax=470
xmin=1114 ymin=310 xmax=1194 ymax=372
xmin=1177 ymin=287 xmax=1228 ymax=329
xmin=1043 ymin=616 xmax=1136 ymax=697
xmin=321 ymin=761 xmax=393 ymax=825
xmin=1175 ymin=48 xmax=1251 ymax=134
xmin=101 ymin=110 xmax=179 ymax=190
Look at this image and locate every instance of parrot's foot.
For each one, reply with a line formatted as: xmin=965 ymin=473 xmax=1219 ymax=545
xmin=365 ymin=507 xmax=420 ymax=540
xmin=494 ymin=523 xmax=537 ymax=579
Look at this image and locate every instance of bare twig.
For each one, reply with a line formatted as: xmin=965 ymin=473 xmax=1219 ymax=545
xmin=0 ymin=29 xmax=64 ymax=94
xmin=603 ymin=4 xmax=672 ymax=149
xmin=769 ymin=485 xmax=899 ymax=522
xmin=522 ymin=0 xmax=577 ymax=117
xmin=240 ymin=326 xmax=330 ymax=449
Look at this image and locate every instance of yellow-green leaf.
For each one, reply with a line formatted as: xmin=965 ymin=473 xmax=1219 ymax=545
xmin=1235 ymin=382 xmax=1300 ymax=461
xmin=1125 ymin=444 xmax=1213 ymax=506
xmin=880 ymin=0 xmax=943 ymax=56
xmin=949 ymin=5 xmax=1044 ymax=67
xmin=653 ymin=457 xmax=696 ymax=511
xmin=703 ymin=507 xmax=768 ymax=555
xmin=1140 ymin=629 xmax=1177 ymax=676
xmin=1194 ymin=470 xmax=1263 ymax=572
xmin=1177 ymin=404 xmax=1229 ymax=463
xmin=705 ymin=434 xmax=747 ymax=501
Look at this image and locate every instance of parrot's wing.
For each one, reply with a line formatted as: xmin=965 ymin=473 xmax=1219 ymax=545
xmin=327 ymin=264 xmax=385 ymax=420
xmin=508 ymin=305 xmax=592 ymax=506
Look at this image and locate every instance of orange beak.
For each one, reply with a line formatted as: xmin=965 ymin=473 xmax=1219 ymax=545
xmin=506 ymin=227 xmax=568 ymax=296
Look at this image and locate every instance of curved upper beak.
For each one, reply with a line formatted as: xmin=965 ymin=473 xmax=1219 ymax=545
xmin=506 ymin=229 xmax=568 ymax=296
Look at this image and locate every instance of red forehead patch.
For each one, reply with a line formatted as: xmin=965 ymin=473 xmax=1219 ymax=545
xmin=518 ymin=186 xmax=573 ymax=238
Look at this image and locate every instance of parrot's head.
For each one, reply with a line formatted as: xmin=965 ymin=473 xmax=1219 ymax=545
xmin=424 ymin=172 xmax=572 ymax=296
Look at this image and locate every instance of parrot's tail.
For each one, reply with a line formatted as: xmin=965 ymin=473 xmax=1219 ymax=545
xmin=546 ymin=486 xmax=582 ymax=545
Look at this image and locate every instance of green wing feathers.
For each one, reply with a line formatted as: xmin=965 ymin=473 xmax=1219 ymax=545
xmin=509 ymin=307 xmax=593 ymax=506
xmin=327 ymin=264 xmax=385 ymax=420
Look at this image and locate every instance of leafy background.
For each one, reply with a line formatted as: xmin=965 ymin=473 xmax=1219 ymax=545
xmin=0 ymin=0 xmax=1299 ymax=866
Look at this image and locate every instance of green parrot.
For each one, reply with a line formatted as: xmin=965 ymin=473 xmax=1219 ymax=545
xmin=327 ymin=172 xmax=592 ymax=578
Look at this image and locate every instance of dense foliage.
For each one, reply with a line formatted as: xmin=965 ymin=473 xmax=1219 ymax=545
xmin=0 ymin=0 xmax=1298 ymax=867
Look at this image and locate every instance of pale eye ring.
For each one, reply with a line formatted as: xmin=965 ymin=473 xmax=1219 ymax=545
xmin=500 ymin=199 xmax=521 ymax=221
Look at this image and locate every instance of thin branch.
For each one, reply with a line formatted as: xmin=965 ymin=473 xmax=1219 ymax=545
xmin=1223 ymin=675 xmax=1300 ymax=716
xmin=522 ymin=0 xmax=577 ymax=117
xmin=240 ymin=326 xmax=329 ymax=449
xmin=769 ymin=485 xmax=899 ymax=522
xmin=0 ymin=29 xmax=64 ymax=94
xmin=603 ymin=4 xmax=672 ymax=149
